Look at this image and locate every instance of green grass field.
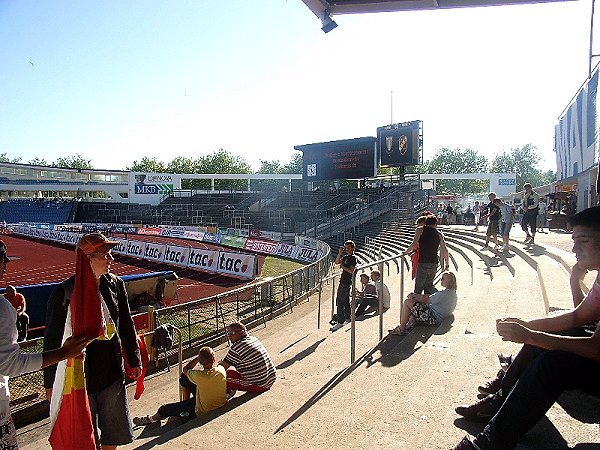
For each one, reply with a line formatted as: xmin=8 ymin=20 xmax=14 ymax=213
xmin=259 ymin=256 xmax=304 ymax=278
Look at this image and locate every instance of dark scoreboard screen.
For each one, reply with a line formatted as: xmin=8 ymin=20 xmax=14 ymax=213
xmin=377 ymin=120 xmax=422 ymax=167
xmin=295 ymin=137 xmax=376 ymax=181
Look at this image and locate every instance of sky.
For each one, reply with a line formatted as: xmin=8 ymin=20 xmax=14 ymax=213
xmin=0 ymin=0 xmax=597 ymax=173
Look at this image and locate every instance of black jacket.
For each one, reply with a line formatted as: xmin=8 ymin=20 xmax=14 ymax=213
xmin=43 ymin=273 xmax=141 ymax=393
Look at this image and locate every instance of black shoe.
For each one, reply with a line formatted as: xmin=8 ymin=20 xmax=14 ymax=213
xmin=450 ymin=436 xmax=479 ymax=450
xmin=455 ymin=395 xmax=498 ymax=422
xmin=478 ymin=369 xmax=504 ymax=395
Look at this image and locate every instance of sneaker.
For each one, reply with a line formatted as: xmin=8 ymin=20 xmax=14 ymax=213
xmin=529 ymin=237 xmax=535 ymax=245
xmin=451 ymin=436 xmax=481 ymax=450
xmin=480 ymin=245 xmax=489 ymax=250
xmin=133 ymin=415 xmax=157 ymax=426
xmin=524 ymin=235 xmax=532 ymax=243
xmin=342 ymin=319 xmax=350 ymax=326
xmin=502 ymin=244 xmax=509 ymax=252
xmin=330 ymin=322 xmax=344 ymax=331
xmin=477 ymin=369 xmax=504 ymax=395
xmin=455 ymin=395 xmax=498 ymax=422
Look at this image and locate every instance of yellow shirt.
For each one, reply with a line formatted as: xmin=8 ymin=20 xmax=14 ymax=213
xmin=186 ymin=365 xmax=227 ymax=416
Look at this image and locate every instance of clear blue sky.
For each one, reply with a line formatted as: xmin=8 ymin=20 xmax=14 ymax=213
xmin=0 ymin=0 xmax=596 ymax=172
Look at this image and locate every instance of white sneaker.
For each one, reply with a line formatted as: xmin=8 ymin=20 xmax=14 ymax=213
xmin=330 ymin=322 xmax=344 ymax=331
xmin=343 ymin=319 xmax=350 ymax=326
xmin=502 ymin=245 xmax=509 ymax=252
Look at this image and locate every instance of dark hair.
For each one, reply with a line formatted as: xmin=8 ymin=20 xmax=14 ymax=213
xmin=568 ymin=206 xmax=600 ymax=228
xmin=197 ymin=346 xmax=215 ymax=366
xmin=344 ymin=240 xmax=356 ymax=248
xmin=523 ymin=183 xmax=532 ymax=190
xmin=415 ymin=216 xmax=427 ymax=225
xmin=425 ymin=216 xmax=438 ymax=226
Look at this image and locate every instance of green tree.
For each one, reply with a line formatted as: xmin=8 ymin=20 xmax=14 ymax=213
xmin=489 ymin=144 xmax=555 ymax=189
xmin=53 ymin=153 xmax=92 ymax=169
xmin=127 ymin=156 xmax=166 ymax=173
xmin=281 ymin=152 xmax=303 ymax=174
xmin=0 ymin=153 xmax=22 ymax=163
xmin=28 ymin=157 xmax=48 ymax=166
xmin=196 ymin=149 xmax=252 ymax=190
xmin=421 ymin=147 xmax=489 ymax=194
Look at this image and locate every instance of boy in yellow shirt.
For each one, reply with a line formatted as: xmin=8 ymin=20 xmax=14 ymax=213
xmin=133 ymin=346 xmax=226 ymax=425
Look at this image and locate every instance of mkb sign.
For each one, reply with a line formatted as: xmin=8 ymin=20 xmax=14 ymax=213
xmin=377 ymin=121 xmax=422 ymax=167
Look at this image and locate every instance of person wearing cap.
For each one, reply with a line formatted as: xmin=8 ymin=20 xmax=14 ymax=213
xmin=0 ymin=242 xmax=87 ymax=450
xmin=44 ymin=232 xmax=141 ymax=450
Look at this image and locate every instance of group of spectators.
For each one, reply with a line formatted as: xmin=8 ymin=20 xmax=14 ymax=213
xmin=1 ymin=232 xmax=276 ymax=449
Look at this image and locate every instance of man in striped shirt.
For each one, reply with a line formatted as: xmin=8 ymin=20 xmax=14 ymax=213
xmin=220 ymin=322 xmax=276 ymax=394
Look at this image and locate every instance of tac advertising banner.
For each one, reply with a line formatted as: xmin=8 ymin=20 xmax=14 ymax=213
xmin=217 ymin=251 xmax=256 ymax=279
xmin=163 ymin=245 xmax=190 ymax=267
xmin=186 ymin=248 xmax=219 ymax=272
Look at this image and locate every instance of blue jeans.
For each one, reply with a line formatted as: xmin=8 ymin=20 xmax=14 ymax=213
xmin=474 ymin=341 xmax=600 ymax=449
xmin=335 ymin=282 xmax=352 ymax=323
xmin=414 ymin=262 xmax=438 ymax=294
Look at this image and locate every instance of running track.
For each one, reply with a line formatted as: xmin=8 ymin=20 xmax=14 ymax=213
xmin=1 ymin=234 xmax=265 ymax=303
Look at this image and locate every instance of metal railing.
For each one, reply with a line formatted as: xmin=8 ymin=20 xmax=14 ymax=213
xmin=10 ymin=246 xmax=331 ymax=414
xmin=317 ymin=252 xmax=409 ymax=363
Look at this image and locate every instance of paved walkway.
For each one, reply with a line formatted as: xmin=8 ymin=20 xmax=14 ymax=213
xmin=17 ymin=228 xmax=600 ymax=449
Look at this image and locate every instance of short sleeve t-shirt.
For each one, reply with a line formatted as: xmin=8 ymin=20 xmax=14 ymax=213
xmin=223 ymin=335 xmax=277 ymax=389
xmin=499 ymin=204 xmax=512 ymax=223
xmin=339 ymin=254 xmax=357 ymax=285
xmin=375 ymin=280 xmax=391 ymax=308
xmin=583 ymin=273 xmax=600 ymax=307
xmin=186 ymin=365 xmax=227 ymax=416
xmin=488 ymin=202 xmax=501 ymax=221
xmin=428 ymin=289 xmax=458 ymax=322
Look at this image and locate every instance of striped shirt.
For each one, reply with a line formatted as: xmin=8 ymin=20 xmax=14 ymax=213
xmin=223 ymin=335 xmax=276 ymax=389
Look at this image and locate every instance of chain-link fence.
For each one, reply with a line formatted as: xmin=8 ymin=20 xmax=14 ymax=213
xmin=9 ymin=247 xmax=331 ymax=416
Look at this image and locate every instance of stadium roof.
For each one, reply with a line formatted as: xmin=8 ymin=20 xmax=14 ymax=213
xmin=300 ymin=0 xmax=574 ymax=16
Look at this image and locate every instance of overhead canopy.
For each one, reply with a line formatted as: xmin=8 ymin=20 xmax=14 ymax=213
xmin=300 ymin=0 xmax=573 ymax=18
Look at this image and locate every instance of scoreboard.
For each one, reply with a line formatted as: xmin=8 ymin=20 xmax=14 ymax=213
xmin=295 ymin=137 xmax=376 ymax=182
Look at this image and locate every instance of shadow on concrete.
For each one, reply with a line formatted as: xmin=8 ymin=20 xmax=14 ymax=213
xmin=132 ymin=392 xmax=261 ymax=449
xmin=453 ymin=416 xmax=570 ymax=450
xmin=274 ymin=337 xmax=388 ymax=434
xmin=279 ymin=334 xmax=309 ymax=353
xmin=277 ymin=338 xmax=326 ymax=370
xmin=556 ymin=390 xmax=600 ymax=424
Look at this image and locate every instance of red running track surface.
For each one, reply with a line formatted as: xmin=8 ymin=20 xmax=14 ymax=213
xmin=1 ymin=234 xmax=265 ymax=303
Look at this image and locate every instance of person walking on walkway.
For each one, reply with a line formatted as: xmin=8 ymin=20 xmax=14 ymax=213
xmin=481 ymin=192 xmax=500 ymax=249
xmin=521 ymin=182 xmax=540 ymax=245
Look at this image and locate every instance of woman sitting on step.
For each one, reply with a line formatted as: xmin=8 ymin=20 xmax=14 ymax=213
xmin=389 ymin=271 xmax=458 ymax=336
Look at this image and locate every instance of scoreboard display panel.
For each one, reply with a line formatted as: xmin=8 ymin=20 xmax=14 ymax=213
xmin=377 ymin=121 xmax=422 ymax=167
xmin=295 ymin=137 xmax=376 ymax=181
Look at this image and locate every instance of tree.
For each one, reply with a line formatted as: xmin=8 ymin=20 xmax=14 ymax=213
xmin=127 ymin=156 xmax=166 ymax=173
xmin=0 ymin=153 xmax=22 ymax=163
xmin=53 ymin=153 xmax=93 ymax=169
xmin=196 ymin=149 xmax=252 ymax=190
xmin=421 ymin=147 xmax=489 ymax=194
xmin=28 ymin=157 xmax=49 ymax=166
xmin=489 ymin=144 xmax=555 ymax=189
xmin=281 ymin=152 xmax=303 ymax=174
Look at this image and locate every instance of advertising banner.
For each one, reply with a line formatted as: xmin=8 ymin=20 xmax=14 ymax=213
xmin=187 ymin=248 xmax=218 ymax=272
xmin=295 ymin=235 xmax=319 ymax=250
xmin=273 ymin=243 xmax=296 ymax=259
xmin=126 ymin=240 xmax=147 ymax=258
xmin=143 ymin=242 xmax=166 ymax=262
xmin=203 ymin=232 xmax=223 ymax=244
xmin=111 ymin=225 xmax=138 ymax=234
xmin=112 ymin=238 xmax=129 ymax=255
xmin=221 ymin=235 xmax=247 ymax=248
xmin=217 ymin=251 xmax=255 ymax=279
xmin=295 ymin=247 xmax=320 ymax=262
xmin=138 ymin=227 xmax=162 ymax=236
xmin=160 ymin=228 xmax=185 ymax=238
xmin=244 ymin=238 xmax=278 ymax=254
xmin=162 ymin=245 xmax=190 ymax=267
xmin=183 ymin=230 xmax=205 ymax=241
